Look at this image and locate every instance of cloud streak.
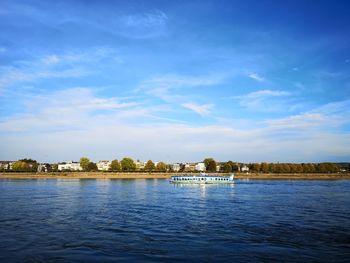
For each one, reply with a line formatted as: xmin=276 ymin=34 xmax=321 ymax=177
xmin=248 ymin=73 xmax=264 ymax=82
xmin=182 ymin=103 xmax=213 ymax=116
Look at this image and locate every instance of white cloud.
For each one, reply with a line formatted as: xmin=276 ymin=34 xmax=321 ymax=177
xmin=233 ymin=89 xmax=292 ymax=112
xmin=116 ymin=10 xmax=168 ymax=38
xmin=0 ymin=47 xmax=120 ymax=93
xmin=1 ymin=88 xmax=350 ymax=163
xmin=123 ymin=10 xmax=168 ymax=27
xmin=138 ymin=74 xmax=223 ymax=103
xmin=42 ymin=55 xmax=60 ymax=65
xmin=248 ymin=73 xmax=264 ymax=82
xmin=182 ymin=103 xmax=213 ymax=116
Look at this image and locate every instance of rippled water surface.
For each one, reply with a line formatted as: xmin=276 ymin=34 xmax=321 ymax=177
xmin=0 ymin=179 xmax=350 ymax=262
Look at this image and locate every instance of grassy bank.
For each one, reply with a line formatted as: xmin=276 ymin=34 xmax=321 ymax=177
xmin=0 ymin=172 xmax=349 ymax=180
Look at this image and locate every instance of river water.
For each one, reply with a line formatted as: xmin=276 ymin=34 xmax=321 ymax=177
xmin=0 ymin=179 xmax=349 ymax=262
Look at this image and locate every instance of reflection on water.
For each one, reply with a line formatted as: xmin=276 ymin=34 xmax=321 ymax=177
xmin=172 ymin=182 xmax=235 ymax=198
xmin=0 ymin=179 xmax=349 ymax=262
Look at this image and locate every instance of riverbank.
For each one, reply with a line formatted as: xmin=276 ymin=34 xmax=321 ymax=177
xmin=1 ymin=172 xmax=349 ymax=180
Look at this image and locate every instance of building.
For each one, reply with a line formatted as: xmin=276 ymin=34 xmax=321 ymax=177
xmin=97 ymin=160 xmax=111 ymax=171
xmin=135 ymin=160 xmax=146 ymax=170
xmin=171 ymin=163 xmax=181 ymax=172
xmin=37 ymin=163 xmax=51 ymax=172
xmin=184 ymin=163 xmax=196 ymax=172
xmin=240 ymin=165 xmax=249 ymax=173
xmin=58 ymin=161 xmax=82 ymax=171
xmin=195 ymin=162 xmax=206 ymax=172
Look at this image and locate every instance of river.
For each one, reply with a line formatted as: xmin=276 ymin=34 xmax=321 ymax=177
xmin=0 ymin=179 xmax=349 ymax=262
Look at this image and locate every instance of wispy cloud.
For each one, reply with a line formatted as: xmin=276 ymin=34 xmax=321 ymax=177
xmin=248 ymin=73 xmax=264 ymax=82
xmin=138 ymin=74 xmax=223 ymax=103
xmin=42 ymin=55 xmax=60 ymax=65
xmin=0 ymin=47 xmax=120 ymax=94
xmin=232 ymin=89 xmax=293 ymax=112
xmin=123 ymin=10 xmax=168 ymax=27
xmin=182 ymin=103 xmax=213 ymax=116
xmin=116 ymin=10 xmax=168 ymax=38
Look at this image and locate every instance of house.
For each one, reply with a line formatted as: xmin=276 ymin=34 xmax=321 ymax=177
xmin=240 ymin=165 xmax=249 ymax=173
xmin=97 ymin=160 xmax=111 ymax=171
xmin=135 ymin=160 xmax=146 ymax=170
xmin=184 ymin=163 xmax=196 ymax=172
xmin=37 ymin=163 xmax=51 ymax=172
xmin=171 ymin=163 xmax=181 ymax=172
xmin=195 ymin=162 xmax=206 ymax=172
xmin=58 ymin=161 xmax=82 ymax=171
xmin=0 ymin=161 xmax=12 ymax=171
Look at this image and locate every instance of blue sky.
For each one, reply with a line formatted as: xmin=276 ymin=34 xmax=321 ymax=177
xmin=1 ymin=0 xmax=350 ymax=163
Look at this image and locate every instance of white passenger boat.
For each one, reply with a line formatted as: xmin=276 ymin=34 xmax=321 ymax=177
xmin=170 ymin=173 xmax=235 ymax=184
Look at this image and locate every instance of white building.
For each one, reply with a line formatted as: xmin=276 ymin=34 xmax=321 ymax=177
xmin=240 ymin=165 xmax=249 ymax=173
xmin=58 ymin=161 xmax=82 ymax=171
xmin=135 ymin=160 xmax=146 ymax=170
xmin=97 ymin=160 xmax=111 ymax=171
xmin=171 ymin=163 xmax=181 ymax=172
xmin=195 ymin=162 xmax=206 ymax=172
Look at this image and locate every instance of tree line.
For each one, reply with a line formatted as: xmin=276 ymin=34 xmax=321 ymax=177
xmin=0 ymin=157 xmax=345 ymax=173
xmin=246 ymin=162 xmax=341 ymax=173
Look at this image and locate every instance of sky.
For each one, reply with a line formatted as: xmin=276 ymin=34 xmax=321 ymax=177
xmin=0 ymin=0 xmax=350 ymax=163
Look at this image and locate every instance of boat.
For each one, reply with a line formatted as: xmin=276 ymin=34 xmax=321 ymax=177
xmin=170 ymin=173 xmax=235 ymax=184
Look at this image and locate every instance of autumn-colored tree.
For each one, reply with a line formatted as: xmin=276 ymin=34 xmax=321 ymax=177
xmin=261 ymin=162 xmax=269 ymax=173
xmin=156 ymin=162 xmax=167 ymax=172
xmin=110 ymin=160 xmax=121 ymax=171
xmin=251 ymin=163 xmax=261 ymax=173
xmin=207 ymin=160 xmax=217 ymax=172
xmin=145 ymin=160 xmax=156 ymax=171
xmin=204 ymin=158 xmax=215 ymax=169
xmin=223 ymin=162 xmax=232 ymax=173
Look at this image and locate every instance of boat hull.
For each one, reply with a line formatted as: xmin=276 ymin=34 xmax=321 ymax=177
xmin=170 ymin=175 xmax=235 ymax=184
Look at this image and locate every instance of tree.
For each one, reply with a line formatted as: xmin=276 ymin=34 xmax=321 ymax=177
xmin=204 ymin=158 xmax=214 ymax=168
xmin=80 ymin=157 xmax=90 ymax=171
xmin=156 ymin=162 xmax=167 ymax=172
xmin=144 ymin=160 xmax=156 ymax=172
xmin=251 ymin=163 xmax=261 ymax=173
xmin=223 ymin=162 xmax=232 ymax=173
xmin=121 ymin=157 xmax=136 ymax=171
xmin=110 ymin=159 xmax=121 ymax=172
xmin=261 ymin=162 xmax=269 ymax=173
xmin=52 ymin=164 xmax=59 ymax=172
xmin=86 ymin=162 xmax=98 ymax=171
xmin=207 ymin=160 xmax=217 ymax=172
xmin=12 ymin=159 xmax=38 ymax=172
xmin=12 ymin=161 xmax=29 ymax=172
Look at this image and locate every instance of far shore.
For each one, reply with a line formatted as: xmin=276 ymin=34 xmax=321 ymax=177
xmin=1 ymin=172 xmax=350 ymax=180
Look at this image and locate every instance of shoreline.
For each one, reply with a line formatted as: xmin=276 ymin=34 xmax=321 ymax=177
xmin=1 ymin=172 xmax=350 ymax=180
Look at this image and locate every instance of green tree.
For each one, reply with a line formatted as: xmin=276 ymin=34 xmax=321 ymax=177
xmin=207 ymin=160 xmax=217 ymax=172
xmin=12 ymin=159 xmax=38 ymax=172
xmin=110 ymin=159 xmax=121 ymax=171
xmin=12 ymin=161 xmax=28 ymax=172
xmin=144 ymin=160 xmax=156 ymax=172
xmin=156 ymin=162 xmax=167 ymax=172
xmin=121 ymin=157 xmax=136 ymax=171
xmin=80 ymin=157 xmax=90 ymax=171
xmin=204 ymin=158 xmax=215 ymax=169
xmin=86 ymin=162 xmax=98 ymax=171
xmin=223 ymin=162 xmax=232 ymax=173
xmin=52 ymin=164 xmax=58 ymax=172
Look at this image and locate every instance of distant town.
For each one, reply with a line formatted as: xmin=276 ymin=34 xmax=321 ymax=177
xmin=0 ymin=157 xmax=348 ymax=174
